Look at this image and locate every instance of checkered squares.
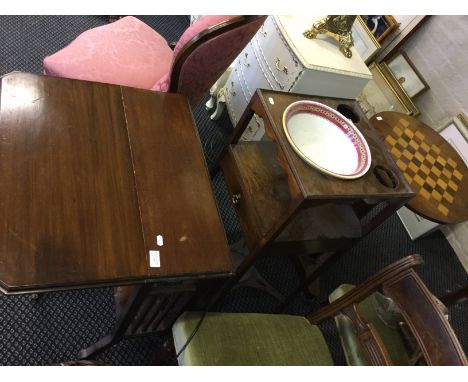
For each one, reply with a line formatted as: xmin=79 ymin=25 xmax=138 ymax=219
xmin=384 ymin=119 xmax=464 ymax=217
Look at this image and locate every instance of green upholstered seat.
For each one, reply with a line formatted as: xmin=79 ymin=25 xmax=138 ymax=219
xmin=330 ymin=284 xmax=412 ymax=366
xmin=172 ymin=312 xmax=334 ymax=366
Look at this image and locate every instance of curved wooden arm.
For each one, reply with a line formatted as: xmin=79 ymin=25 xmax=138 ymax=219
xmin=384 ymin=270 xmax=467 ymax=365
xmin=306 ymin=255 xmax=423 ymax=324
xmin=306 ymin=254 xmax=467 ymax=366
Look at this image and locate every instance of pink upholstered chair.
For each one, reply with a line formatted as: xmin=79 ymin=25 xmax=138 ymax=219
xmin=43 ymin=15 xmax=267 ymax=106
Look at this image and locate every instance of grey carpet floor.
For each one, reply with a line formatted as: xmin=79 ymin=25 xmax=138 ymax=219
xmin=0 ymin=15 xmax=466 ymax=365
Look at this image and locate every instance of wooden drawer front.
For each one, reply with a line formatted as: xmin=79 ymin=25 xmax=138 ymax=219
xmin=220 ymin=146 xmax=261 ymax=248
xmin=253 ymin=16 xmax=303 ymax=92
xmin=224 ymin=63 xmax=249 ymax=126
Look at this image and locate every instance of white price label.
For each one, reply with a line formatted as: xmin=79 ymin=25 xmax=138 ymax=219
xmin=149 ymin=250 xmax=161 ymax=267
xmin=156 ymin=235 xmax=164 ymax=246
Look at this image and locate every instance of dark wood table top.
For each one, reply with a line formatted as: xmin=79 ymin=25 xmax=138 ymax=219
xmin=0 ymin=72 xmax=232 ymax=294
xmin=255 ymin=89 xmax=414 ymax=200
xmin=370 ymin=111 xmax=468 ymax=224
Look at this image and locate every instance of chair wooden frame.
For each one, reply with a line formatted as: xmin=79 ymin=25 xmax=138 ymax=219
xmin=307 ymin=255 xmax=467 ymax=366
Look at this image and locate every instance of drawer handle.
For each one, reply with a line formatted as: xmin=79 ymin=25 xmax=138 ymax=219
xmin=230 ymin=81 xmax=236 ymax=96
xmin=275 ymin=58 xmax=288 ymax=75
xmin=259 ymin=25 xmax=267 ymax=37
xmin=243 ymin=52 xmax=250 ymax=68
xmin=231 ymin=193 xmax=242 ymax=205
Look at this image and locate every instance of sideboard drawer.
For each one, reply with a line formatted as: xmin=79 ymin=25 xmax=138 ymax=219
xmin=224 ymin=65 xmax=249 ymax=126
xmin=240 ymin=114 xmax=265 ymax=142
xmin=236 ymin=49 xmax=267 ymax=140
xmin=223 ymin=16 xmax=371 ymax=128
xmin=239 ymin=42 xmax=275 ymax=95
xmin=226 ymin=47 xmax=269 ymax=139
xmin=253 ymin=17 xmax=303 ymax=92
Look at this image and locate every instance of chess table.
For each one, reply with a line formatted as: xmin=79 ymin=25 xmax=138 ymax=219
xmin=370 ymin=111 xmax=468 ymax=224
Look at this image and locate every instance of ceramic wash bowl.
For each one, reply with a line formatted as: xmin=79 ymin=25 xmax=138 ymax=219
xmin=282 ymin=100 xmax=371 ymax=179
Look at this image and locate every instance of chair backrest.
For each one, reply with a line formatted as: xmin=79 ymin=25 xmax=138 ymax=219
xmin=307 ymin=255 xmax=467 ymax=366
xmin=167 ymin=15 xmax=267 ymax=107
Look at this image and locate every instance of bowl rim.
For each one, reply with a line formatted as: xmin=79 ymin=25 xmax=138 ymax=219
xmin=282 ymin=100 xmax=372 ymax=180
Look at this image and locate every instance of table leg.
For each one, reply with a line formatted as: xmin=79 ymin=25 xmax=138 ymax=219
xmin=206 ymin=248 xmax=265 ymax=308
xmin=276 ymin=251 xmax=344 ymax=312
xmin=78 ymin=283 xmax=152 ymax=359
xmin=230 ymin=239 xmax=285 ymax=302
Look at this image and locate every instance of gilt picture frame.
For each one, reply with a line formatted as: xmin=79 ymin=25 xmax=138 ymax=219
xmin=352 ymin=16 xmax=381 ymax=64
xmin=357 ymin=63 xmax=419 ymax=118
xmin=377 ymin=62 xmax=420 ymax=116
xmin=386 ymin=51 xmax=429 ymax=98
xmin=361 ymin=15 xmax=398 ymax=43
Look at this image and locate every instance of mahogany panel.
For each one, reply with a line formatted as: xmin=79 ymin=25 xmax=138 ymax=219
xmin=0 ymin=72 xmax=232 ymax=293
xmin=121 ymin=87 xmax=232 ymax=277
xmin=0 ymin=73 xmax=146 ymax=291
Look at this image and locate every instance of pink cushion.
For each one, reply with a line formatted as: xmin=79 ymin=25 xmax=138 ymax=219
xmin=151 ymin=72 xmax=171 ymax=92
xmin=150 ymin=15 xmax=237 ymax=92
xmin=43 ymin=16 xmax=173 ymax=89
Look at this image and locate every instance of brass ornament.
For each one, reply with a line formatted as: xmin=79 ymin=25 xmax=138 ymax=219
xmin=303 ymin=15 xmax=357 ymax=58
